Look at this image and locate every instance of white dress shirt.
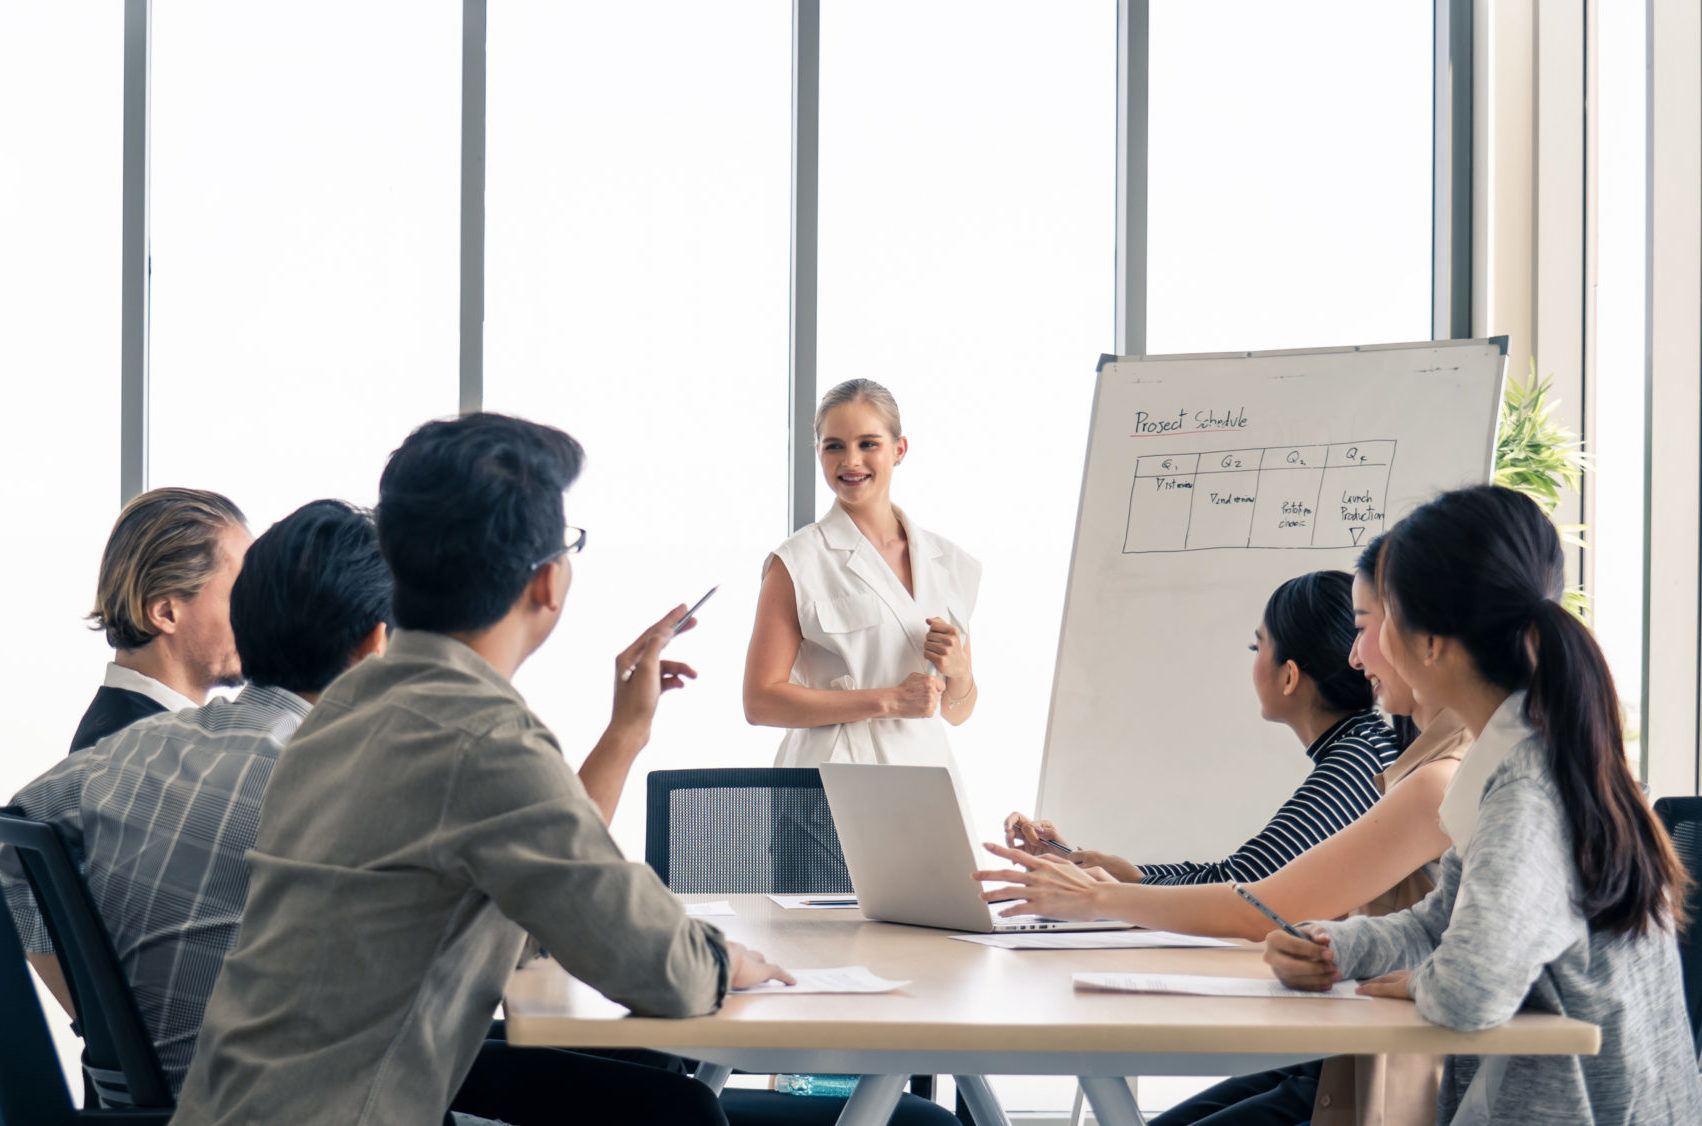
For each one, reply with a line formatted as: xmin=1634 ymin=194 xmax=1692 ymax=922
xmin=103 ymin=661 xmax=200 ymax=712
xmin=1437 ymin=690 xmax=1529 ymax=854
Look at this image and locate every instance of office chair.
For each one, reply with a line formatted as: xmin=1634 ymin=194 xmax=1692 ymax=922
xmin=0 ymin=810 xmax=172 ymax=1123
xmin=645 ymin=767 xmax=853 ymax=894
xmin=643 ymin=769 xmax=1008 ymax=1125
xmin=1653 ymin=796 xmax=1702 ymax=1057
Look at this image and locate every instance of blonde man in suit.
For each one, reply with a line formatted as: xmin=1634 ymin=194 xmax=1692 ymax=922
xmin=72 ymin=487 xmax=249 ymax=752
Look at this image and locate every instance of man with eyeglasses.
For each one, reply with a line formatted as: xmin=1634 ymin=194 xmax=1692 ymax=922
xmin=173 ymin=413 xmax=793 ymax=1126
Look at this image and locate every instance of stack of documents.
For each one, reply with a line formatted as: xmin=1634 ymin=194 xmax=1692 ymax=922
xmin=1074 ymin=972 xmax=1369 ymax=1001
xmin=683 ymin=900 xmax=736 ymax=918
xmin=953 ymin=930 xmax=1235 ymax=951
xmin=734 ymin=966 xmax=909 ymax=994
xmin=767 ymin=894 xmax=859 ymax=910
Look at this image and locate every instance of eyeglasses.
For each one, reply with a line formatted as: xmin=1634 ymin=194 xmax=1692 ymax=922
xmin=531 ymin=525 xmax=587 ymax=571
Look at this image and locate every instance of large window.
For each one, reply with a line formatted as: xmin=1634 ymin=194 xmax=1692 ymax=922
xmin=0 ymin=4 xmax=1487 ymax=1117
xmin=0 ymin=2 xmax=126 ymax=1096
xmin=484 ymin=2 xmax=792 ymax=859
xmin=0 ymin=3 xmax=124 ymax=807
xmin=1590 ymin=2 xmax=1648 ymax=760
xmin=1146 ymin=1 xmax=1433 ymax=355
xmin=147 ymin=0 xmax=461 ymax=532
xmin=816 ymin=0 xmax=1116 ymax=846
xmin=816 ymin=3 xmax=1116 ymax=1113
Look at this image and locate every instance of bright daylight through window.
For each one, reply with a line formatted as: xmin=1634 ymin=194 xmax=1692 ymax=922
xmin=4 ymin=0 xmax=1670 ymax=1119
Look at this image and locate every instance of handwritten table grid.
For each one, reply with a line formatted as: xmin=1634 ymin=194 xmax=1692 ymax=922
xmin=1122 ymin=440 xmax=1395 ymax=554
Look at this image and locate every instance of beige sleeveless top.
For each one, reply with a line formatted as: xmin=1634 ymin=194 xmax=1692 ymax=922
xmin=1313 ymin=709 xmax=1470 ymax=1126
xmin=1351 ymin=709 xmax=1472 ymax=919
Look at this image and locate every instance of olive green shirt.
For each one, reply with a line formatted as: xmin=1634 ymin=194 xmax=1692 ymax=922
xmin=173 ymin=629 xmax=728 ymax=1126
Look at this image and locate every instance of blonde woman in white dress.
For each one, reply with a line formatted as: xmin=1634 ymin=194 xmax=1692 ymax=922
xmin=744 ymin=379 xmax=981 ymax=771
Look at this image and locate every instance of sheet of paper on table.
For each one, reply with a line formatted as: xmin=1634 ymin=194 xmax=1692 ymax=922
xmin=766 ymin=894 xmax=860 ymax=910
xmin=1074 ymin=972 xmax=1371 ymax=1001
xmin=683 ymin=900 xmax=736 ymax=918
xmin=733 ymin=965 xmax=909 ymax=995
xmin=953 ymin=929 xmax=1236 ymax=950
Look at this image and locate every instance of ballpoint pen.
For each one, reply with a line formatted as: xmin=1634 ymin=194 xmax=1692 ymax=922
xmin=621 ymin=586 xmax=717 ymax=683
xmin=1231 ymin=882 xmax=1309 ymax=941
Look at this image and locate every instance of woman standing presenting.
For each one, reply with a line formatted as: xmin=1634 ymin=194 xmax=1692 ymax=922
xmin=744 ymin=379 xmax=980 ymax=769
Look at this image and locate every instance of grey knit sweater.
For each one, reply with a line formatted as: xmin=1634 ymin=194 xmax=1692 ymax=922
xmin=1321 ymin=735 xmax=1702 ymax=1125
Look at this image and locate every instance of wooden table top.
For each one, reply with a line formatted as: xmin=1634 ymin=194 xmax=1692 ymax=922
xmin=503 ymin=894 xmax=1599 ymax=1060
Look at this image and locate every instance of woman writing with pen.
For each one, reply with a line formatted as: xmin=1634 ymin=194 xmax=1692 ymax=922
xmin=1262 ymin=486 xmax=1700 ymax=1125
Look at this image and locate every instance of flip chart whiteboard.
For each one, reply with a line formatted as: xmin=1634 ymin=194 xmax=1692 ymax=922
xmin=1035 ymin=339 xmax=1506 ymax=863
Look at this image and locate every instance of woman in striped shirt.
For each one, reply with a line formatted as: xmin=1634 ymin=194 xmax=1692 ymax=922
xmin=981 ymin=540 xmax=1468 ymax=1125
xmin=1002 ymin=569 xmax=1399 ymax=886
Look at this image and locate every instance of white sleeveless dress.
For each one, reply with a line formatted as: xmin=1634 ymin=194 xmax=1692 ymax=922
xmin=767 ymin=503 xmax=981 ymax=769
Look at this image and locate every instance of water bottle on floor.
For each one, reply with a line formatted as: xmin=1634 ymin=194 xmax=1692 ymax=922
xmin=774 ymin=1074 xmax=860 ymax=1097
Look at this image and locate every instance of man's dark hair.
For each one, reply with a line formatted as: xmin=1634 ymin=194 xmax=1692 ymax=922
xmin=230 ymin=500 xmax=393 ymax=695
xmin=377 ymin=413 xmax=585 ymax=633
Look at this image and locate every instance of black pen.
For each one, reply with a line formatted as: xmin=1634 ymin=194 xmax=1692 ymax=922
xmin=800 ymin=897 xmax=857 ymax=907
xmin=1039 ymin=837 xmax=1074 ymax=856
xmin=1232 ymin=883 xmax=1309 ymax=941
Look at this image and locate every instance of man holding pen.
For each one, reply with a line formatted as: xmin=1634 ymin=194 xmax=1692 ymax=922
xmin=174 ymin=413 xmax=791 ymax=1126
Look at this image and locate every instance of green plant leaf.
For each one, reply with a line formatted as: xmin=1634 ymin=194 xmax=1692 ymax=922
xmin=1494 ymin=362 xmax=1592 ymax=618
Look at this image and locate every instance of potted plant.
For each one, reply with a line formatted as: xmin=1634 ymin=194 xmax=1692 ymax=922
xmin=1494 ymin=363 xmax=1590 ymax=617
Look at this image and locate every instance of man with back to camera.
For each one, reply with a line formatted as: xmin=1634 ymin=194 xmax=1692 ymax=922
xmin=173 ymin=413 xmax=794 ymax=1126
xmin=71 ymin=487 xmax=251 ymax=752
xmin=2 ymin=499 xmax=391 ymax=1089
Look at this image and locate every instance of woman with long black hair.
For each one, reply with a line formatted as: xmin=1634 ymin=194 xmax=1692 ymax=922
xmin=982 ymin=537 xmax=1466 ymax=1124
xmin=1267 ymin=485 xmax=1701 ymax=1124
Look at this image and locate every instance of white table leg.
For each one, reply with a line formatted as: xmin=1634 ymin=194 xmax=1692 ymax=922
xmin=1077 ymin=1076 xmax=1148 ymax=1126
xmin=834 ymin=1074 xmax=906 ymax=1126
xmin=694 ymin=1063 xmax=732 ymax=1093
xmin=952 ymin=1075 xmax=1012 ymax=1126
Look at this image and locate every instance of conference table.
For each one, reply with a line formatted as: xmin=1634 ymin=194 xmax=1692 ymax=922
xmin=503 ymin=894 xmax=1599 ymax=1126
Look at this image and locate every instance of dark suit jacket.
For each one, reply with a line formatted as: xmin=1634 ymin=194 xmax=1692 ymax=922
xmin=69 ymin=686 xmax=167 ymax=754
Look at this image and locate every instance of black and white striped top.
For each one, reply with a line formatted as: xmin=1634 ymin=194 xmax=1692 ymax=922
xmin=0 ymin=684 xmax=309 ymax=1094
xmin=1137 ymin=709 xmax=1400 ymax=886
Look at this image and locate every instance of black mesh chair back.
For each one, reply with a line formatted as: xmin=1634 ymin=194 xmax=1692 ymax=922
xmin=0 ymin=885 xmax=88 ymax=1124
xmin=1654 ymin=796 xmax=1702 ymax=1057
xmin=646 ymin=768 xmax=853 ymax=894
xmin=0 ymin=810 xmax=173 ymax=1115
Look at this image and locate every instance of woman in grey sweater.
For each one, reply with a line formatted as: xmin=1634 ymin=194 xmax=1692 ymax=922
xmin=1266 ymin=485 xmax=1701 ymax=1125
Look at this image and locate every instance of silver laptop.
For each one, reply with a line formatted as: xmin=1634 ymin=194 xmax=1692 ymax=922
xmin=818 ymin=763 xmax=1133 ymax=934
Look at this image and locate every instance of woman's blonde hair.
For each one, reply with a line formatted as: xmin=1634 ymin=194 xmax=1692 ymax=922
xmin=813 ymin=379 xmax=903 ymax=441
xmin=89 ymin=487 xmax=247 ymax=649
